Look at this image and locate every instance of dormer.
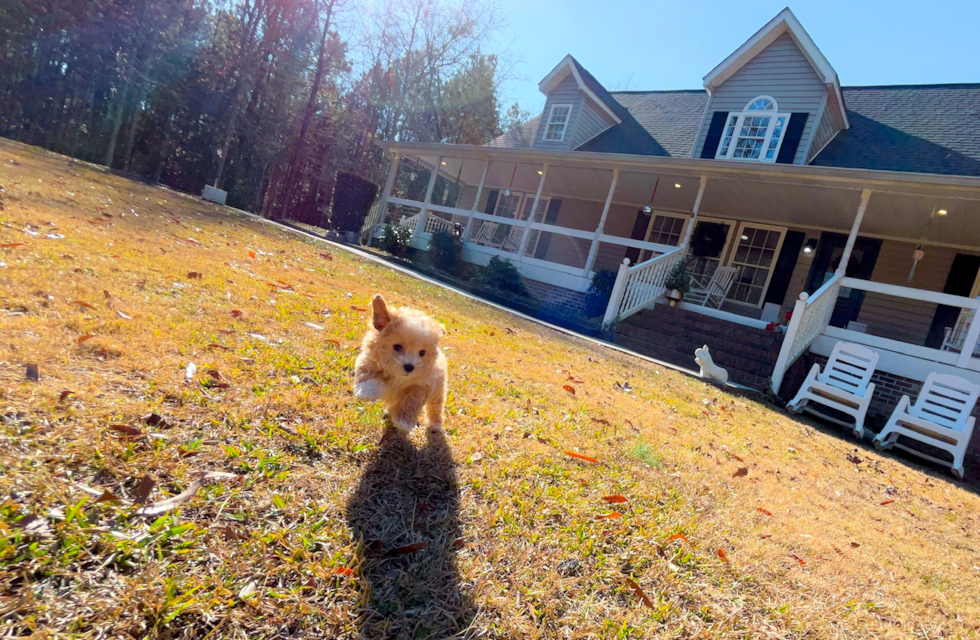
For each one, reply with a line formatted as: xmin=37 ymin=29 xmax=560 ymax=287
xmin=534 ymin=55 xmax=622 ymax=151
xmin=693 ymin=8 xmax=849 ymax=164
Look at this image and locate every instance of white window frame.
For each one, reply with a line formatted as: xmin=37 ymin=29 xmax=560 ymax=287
xmin=543 ymin=104 xmax=573 ymax=142
xmin=724 ymin=222 xmax=787 ymax=308
xmin=635 ymin=212 xmax=689 ymax=263
xmin=715 ymin=96 xmax=789 ymax=163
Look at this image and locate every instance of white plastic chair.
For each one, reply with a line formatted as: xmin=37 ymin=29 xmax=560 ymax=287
xmin=786 ymin=342 xmax=879 ymax=438
xmin=940 ymin=311 xmax=980 ymax=356
xmin=685 ymin=266 xmax=737 ymax=309
xmin=472 ymin=221 xmax=499 ymax=247
xmin=873 ymin=372 xmax=978 ymax=479
xmin=499 ymin=226 xmax=525 ymax=253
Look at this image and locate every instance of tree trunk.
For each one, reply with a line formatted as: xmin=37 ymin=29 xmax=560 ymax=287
xmin=123 ymin=83 xmax=147 ymax=172
xmin=104 ymin=82 xmax=130 ymax=168
xmin=213 ymin=97 xmax=240 ymax=189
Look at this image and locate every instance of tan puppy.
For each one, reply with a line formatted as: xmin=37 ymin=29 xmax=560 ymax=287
xmin=353 ymin=295 xmax=447 ymax=432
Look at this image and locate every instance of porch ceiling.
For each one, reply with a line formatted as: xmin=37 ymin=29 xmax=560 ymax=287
xmin=396 ymin=142 xmax=980 ymax=248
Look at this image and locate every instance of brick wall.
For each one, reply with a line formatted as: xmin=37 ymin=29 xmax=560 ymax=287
xmin=523 ymin=279 xmax=589 ymax=318
xmin=615 ymin=304 xmax=785 ymax=389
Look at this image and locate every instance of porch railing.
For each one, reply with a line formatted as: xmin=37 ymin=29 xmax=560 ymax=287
xmin=602 ymin=248 xmax=684 ymax=327
xmin=770 ymin=273 xmax=842 ymax=394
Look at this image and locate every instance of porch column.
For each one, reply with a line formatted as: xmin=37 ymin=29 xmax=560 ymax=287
xmin=679 ymin=175 xmax=708 ymax=251
xmin=516 ymin=163 xmax=548 ymax=260
xmin=463 ymin=159 xmax=489 ymax=243
xmin=415 ymin=155 xmax=442 ymax=237
xmin=957 ymin=298 xmax=980 ymax=367
xmin=583 ymin=168 xmax=620 ymax=275
xmin=369 ymin=151 xmax=399 ymax=242
xmin=837 ymin=189 xmax=872 ymax=276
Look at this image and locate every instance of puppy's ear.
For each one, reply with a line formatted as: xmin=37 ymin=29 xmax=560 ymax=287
xmin=372 ymin=295 xmax=390 ymax=331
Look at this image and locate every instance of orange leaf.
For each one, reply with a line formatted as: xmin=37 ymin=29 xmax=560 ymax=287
xmin=248 ymin=251 xmax=256 ymax=259
xmin=624 ymin=578 xmax=654 ymax=608
xmin=1 ymin=242 xmax=26 ymax=248
xmin=757 ymin=507 xmax=772 ymax=516
xmin=326 ymin=339 xmax=341 ymax=347
xmin=58 ymin=390 xmax=75 ymax=402
xmin=667 ymin=533 xmax=690 ymax=544
xmin=77 ymin=334 xmax=95 ymax=344
xmin=565 ymin=451 xmax=598 ymax=464
xmin=596 ymin=512 xmax=623 ymax=519
xmin=717 ymin=549 xmax=729 ymax=562
xmin=350 ymin=305 xmax=367 ymax=312
xmin=230 ymin=309 xmax=244 ymax=318
xmin=389 ymin=542 xmax=428 ymax=556
xmin=603 ymin=495 xmax=628 ymax=504
xmin=789 ymin=554 xmax=806 ymax=566
xmin=72 ymin=300 xmax=95 ymax=310
xmin=880 ymin=500 xmax=895 ymax=506
xmin=329 ymin=567 xmax=354 ymax=577
xmin=562 ymin=384 xmax=576 ymax=395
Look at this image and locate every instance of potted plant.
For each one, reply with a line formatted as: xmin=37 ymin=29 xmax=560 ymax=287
xmin=663 ymin=260 xmax=691 ymax=306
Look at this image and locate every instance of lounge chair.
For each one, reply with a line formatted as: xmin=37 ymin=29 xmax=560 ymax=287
xmin=786 ymin=341 xmax=878 ymax=438
xmin=873 ymin=372 xmax=979 ymax=479
xmin=685 ymin=266 xmax=737 ymax=308
xmin=472 ymin=221 xmax=499 ymax=247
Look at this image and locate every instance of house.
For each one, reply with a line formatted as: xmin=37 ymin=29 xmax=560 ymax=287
xmin=366 ymin=8 xmax=980 ymax=443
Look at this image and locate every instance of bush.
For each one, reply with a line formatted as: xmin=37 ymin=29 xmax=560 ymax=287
xmin=584 ymin=269 xmax=617 ymax=317
xmin=429 ymin=228 xmax=463 ymax=271
xmin=377 ymin=224 xmax=412 ymax=257
xmin=480 ymin=256 xmax=526 ymax=296
xmin=664 ymin=260 xmax=691 ymax=294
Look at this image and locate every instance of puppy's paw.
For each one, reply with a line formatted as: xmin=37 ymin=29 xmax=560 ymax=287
xmin=427 ymin=421 xmax=444 ymax=433
xmin=353 ymin=378 xmax=384 ymax=401
xmin=390 ymin=413 xmax=418 ymax=432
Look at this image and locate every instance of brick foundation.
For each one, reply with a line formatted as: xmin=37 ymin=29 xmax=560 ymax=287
xmin=523 ymin=279 xmax=589 ymax=317
xmin=615 ymin=304 xmax=784 ymax=389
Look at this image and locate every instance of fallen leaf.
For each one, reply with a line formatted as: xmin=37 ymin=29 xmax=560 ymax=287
xmin=318 ymin=252 xmax=333 ymax=260
xmin=58 ymin=390 xmax=75 ymax=403
xmin=565 ymin=451 xmax=598 ymax=464
xmin=207 ymin=343 xmax=231 ymax=351
xmin=329 ymin=567 xmax=354 ymax=577
xmin=135 ymin=471 xmax=237 ymax=516
xmin=624 ymin=578 xmax=654 ymax=608
xmin=95 ymin=490 xmax=121 ymax=504
xmin=880 ymin=500 xmax=895 ymax=506
xmin=77 ymin=334 xmax=95 ymax=344
xmin=177 ymin=447 xmax=199 ymax=459
xmin=757 ymin=507 xmax=773 ymax=516
xmin=469 ymin=451 xmax=484 ymax=463
xmin=230 ymin=309 xmax=244 ymax=318
xmin=72 ymin=300 xmax=95 ymax=310
xmin=218 ymin=329 xmax=235 ymax=335
xmin=718 ymin=549 xmax=729 ymax=562
xmin=850 ymin=542 xmax=860 ymax=548
xmin=389 ymin=542 xmax=428 ymax=556
xmin=109 ymin=424 xmax=142 ymax=436
xmin=1 ymin=242 xmax=26 ymax=248
xmin=326 ymin=339 xmax=341 ymax=347
xmin=187 ymin=272 xmax=202 ymax=279
xmin=141 ymin=413 xmax=168 ymax=427
xmin=847 ymin=453 xmax=862 ymax=464
xmin=732 ymin=467 xmax=749 ymax=478
xmin=206 ymin=369 xmax=222 ymax=380
xmin=248 ymin=251 xmax=256 ymax=259
xmin=350 ymin=305 xmax=367 ymax=312
xmin=132 ymin=476 xmax=156 ymax=504
xmin=239 ymin=581 xmax=257 ymax=599
xmin=103 ymin=289 xmax=112 ymax=299
xmin=26 ymin=364 xmax=39 ymax=382
xmin=590 ymin=418 xmax=610 ymax=425
xmin=667 ymin=533 xmax=690 ymax=544
xmin=562 ymin=384 xmax=576 ymax=395
xmin=790 ymin=554 xmax=806 ymax=566
xmin=603 ymin=495 xmax=628 ymax=504
xmin=596 ymin=512 xmax=623 ymax=519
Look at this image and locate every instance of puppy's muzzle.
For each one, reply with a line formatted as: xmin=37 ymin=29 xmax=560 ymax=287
xmin=403 ymin=364 xmax=415 ymax=373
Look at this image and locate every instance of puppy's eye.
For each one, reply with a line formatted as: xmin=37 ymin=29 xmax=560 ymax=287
xmin=419 ymin=350 xmax=426 ymax=357
xmin=393 ymin=344 xmax=403 ymax=352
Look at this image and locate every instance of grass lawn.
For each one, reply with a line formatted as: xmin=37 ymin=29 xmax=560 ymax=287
xmin=1 ymin=137 xmax=979 ymax=639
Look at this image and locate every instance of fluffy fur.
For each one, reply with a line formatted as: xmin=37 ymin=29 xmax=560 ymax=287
xmin=353 ymin=295 xmax=447 ymax=432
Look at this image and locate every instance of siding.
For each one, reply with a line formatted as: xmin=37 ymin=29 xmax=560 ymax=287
xmin=535 ymin=75 xmax=586 ymax=151
xmin=806 ymin=102 xmax=841 ymax=163
xmin=572 ymin=99 xmax=616 ymax=148
xmin=693 ymin=32 xmax=827 ymax=164
xmin=779 ymin=230 xmax=821 ymax=317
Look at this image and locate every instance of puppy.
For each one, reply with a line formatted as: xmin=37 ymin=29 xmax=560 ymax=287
xmin=353 ymin=295 xmax=447 ymax=432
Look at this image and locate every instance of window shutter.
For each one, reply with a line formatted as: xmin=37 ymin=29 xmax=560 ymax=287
xmin=764 ymin=231 xmax=806 ymax=306
xmin=700 ymin=111 xmax=729 ymax=159
xmin=484 ymin=190 xmax=499 ymax=215
xmin=776 ymin=113 xmax=809 ymax=164
xmin=533 ymin=199 xmax=562 ymax=259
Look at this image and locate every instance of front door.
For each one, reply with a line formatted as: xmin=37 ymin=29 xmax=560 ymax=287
xmin=806 ymin=233 xmax=881 ymax=328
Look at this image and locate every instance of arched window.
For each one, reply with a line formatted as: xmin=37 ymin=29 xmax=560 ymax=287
xmin=715 ymin=96 xmax=789 ymax=162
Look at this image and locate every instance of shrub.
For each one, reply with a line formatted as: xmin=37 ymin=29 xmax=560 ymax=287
xmin=584 ymin=269 xmax=617 ymax=317
xmin=429 ymin=228 xmax=463 ymax=271
xmin=480 ymin=256 xmax=526 ymax=296
xmin=377 ymin=224 xmax=412 ymax=257
xmin=664 ymin=260 xmax=691 ymax=294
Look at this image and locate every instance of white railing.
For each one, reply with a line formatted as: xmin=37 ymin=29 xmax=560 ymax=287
xmin=770 ymin=273 xmax=842 ymax=394
xmin=423 ymin=214 xmax=455 ymax=235
xmin=602 ymin=248 xmax=684 ymax=327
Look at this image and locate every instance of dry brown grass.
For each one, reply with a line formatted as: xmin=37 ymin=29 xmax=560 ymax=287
xmin=1 ymin=137 xmax=979 ymax=639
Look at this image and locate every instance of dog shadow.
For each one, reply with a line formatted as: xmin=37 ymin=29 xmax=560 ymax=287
xmin=346 ymin=426 xmax=474 ymax=639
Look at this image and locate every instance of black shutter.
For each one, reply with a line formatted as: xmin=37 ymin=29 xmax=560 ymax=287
xmin=700 ymin=111 xmax=729 ymax=159
xmin=764 ymin=230 xmax=806 ymax=306
xmin=776 ymin=113 xmax=809 ymax=164
xmin=484 ymin=190 xmax=499 ymax=215
xmin=533 ymin=199 xmax=562 ymax=259
xmin=623 ymin=209 xmax=650 ymax=264
xmin=926 ymin=254 xmax=980 ymax=348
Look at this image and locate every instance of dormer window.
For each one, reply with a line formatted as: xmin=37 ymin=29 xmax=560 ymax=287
xmin=544 ymin=104 xmax=573 ymax=142
xmin=716 ymin=96 xmax=788 ymax=162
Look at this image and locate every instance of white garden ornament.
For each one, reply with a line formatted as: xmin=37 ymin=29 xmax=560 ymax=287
xmin=695 ymin=345 xmax=729 ymax=384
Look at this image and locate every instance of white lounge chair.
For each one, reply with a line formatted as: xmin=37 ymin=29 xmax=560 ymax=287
xmin=685 ymin=266 xmax=737 ymax=309
xmin=873 ymin=372 xmax=979 ymax=479
xmin=786 ymin=341 xmax=879 ymax=439
xmin=499 ymin=226 xmax=525 ymax=253
xmin=472 ymin=221 xmax=499 ymax=247
xmin=940 ymin=311 xmax=980 ymax=357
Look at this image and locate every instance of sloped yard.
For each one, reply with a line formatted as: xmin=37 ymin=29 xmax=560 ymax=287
xmin=1 ymin=137 xmax=979 ymax=639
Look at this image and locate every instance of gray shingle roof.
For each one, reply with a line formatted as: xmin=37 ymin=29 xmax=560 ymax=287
xmin=579 ymin=90 xmax=709 ymax=157
xmin=810 ymin=84 xmax=980 ymax=177
xmin=488 ymin=116 xmax=540 ymax=149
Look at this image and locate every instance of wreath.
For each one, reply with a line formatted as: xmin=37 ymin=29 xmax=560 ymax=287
xmin=690 ymin=222 xmax=727 ymax=257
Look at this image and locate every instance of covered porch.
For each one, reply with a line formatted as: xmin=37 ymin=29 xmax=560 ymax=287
xmin=369 ymin=142 xmax=980 ymax=397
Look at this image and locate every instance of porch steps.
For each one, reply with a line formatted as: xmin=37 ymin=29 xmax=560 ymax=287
xmin=615 ymin=305 xmax=785 ymax=391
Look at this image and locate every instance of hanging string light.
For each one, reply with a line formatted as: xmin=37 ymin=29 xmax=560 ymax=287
xmin=408 ymin=155 xmax=420 ymax=182
xmin=642 ymin=177 xmax=660 ymax=215
xmin=909 ymin=205 xmax=941 ymax=282
xmin=503 ymin=165 xmax=518 ymax=197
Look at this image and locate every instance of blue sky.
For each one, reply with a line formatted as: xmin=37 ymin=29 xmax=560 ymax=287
xmin=491 ymin=1 xmax=980 ymax=114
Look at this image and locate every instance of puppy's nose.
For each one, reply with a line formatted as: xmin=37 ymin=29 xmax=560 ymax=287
xmin=403 ymin=364 xmax=415 ymax=373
